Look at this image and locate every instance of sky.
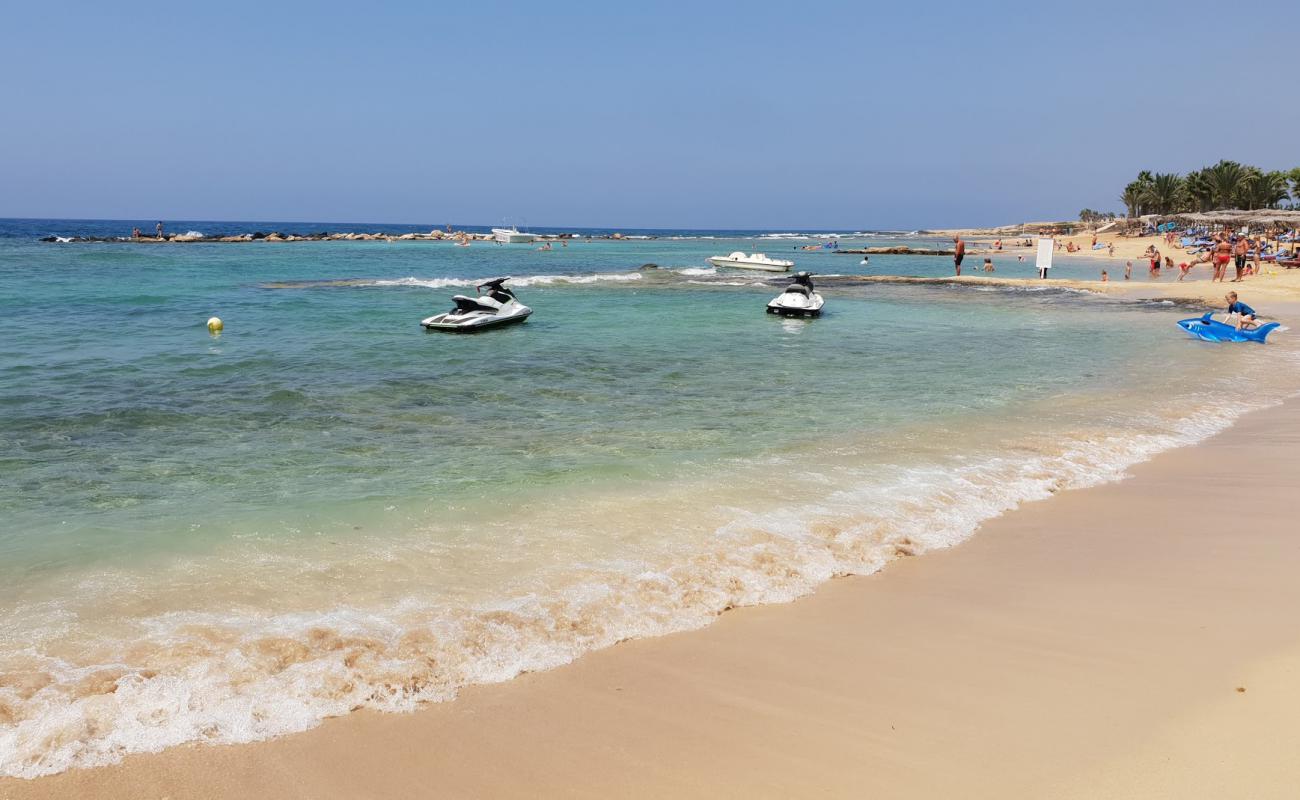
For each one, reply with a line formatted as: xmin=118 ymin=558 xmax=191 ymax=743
xmin=2 ymin=0 xmax=1297 ymax=229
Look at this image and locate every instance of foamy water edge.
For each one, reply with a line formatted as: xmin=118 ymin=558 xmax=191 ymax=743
xmin=0 ymin=392 xmax=1294 ymax=779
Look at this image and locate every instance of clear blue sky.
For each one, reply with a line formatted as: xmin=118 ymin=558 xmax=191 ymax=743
xmin=3 ymin=0 xmax=1296 ymax=229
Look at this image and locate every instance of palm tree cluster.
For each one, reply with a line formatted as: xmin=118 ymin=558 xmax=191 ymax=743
xmin=1119 ymin=162 xmax=1300 ymax=217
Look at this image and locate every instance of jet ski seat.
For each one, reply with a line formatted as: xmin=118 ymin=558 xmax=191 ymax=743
xmin=452 ymin=295 xmax=499 ymax=313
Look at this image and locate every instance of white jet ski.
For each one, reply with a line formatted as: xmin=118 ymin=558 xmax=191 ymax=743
xmin=421 ymin=277 xmax=532 ymax=332
xmin=766 ymin=271 xmax=824 ymax=318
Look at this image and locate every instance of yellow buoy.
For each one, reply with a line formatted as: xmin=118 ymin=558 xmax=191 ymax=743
xmin=207 ymin=316 xmax=223 ymax=333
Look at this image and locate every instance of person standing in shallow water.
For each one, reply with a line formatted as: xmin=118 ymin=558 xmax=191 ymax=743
xmin=953 ymin=236 xmax=965 ymax=276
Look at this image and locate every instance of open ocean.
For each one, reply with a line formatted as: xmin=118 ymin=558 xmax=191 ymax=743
xmin=2 ymin=218 xmax=1297 ymax=777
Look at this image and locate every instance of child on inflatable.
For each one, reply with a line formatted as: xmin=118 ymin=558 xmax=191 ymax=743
xmin=1225 ymin=292 xmax=1258 ymax=330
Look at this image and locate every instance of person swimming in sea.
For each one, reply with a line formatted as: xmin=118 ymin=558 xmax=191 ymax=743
xmin=1225 ymin=292 xmax=1258 ymax=330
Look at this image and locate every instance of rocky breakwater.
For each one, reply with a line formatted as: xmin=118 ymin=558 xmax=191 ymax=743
xmin=39 ymin=230 xmax=613 ymax=244
xmin=39 ymin=230 xmax=501 ymax=244
xmin=836 ymin=246 xmax=957 ymax=256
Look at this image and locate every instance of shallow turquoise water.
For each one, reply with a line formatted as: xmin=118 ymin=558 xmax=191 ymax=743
xmin=0 ymin=221 xmax=1294 ymax=777
xmin=0 ymin=237 xmax=1207 ymax=570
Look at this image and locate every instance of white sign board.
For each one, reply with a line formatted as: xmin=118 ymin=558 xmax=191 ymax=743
xmin=1036 ymin=238 xmax=1054 ymax=271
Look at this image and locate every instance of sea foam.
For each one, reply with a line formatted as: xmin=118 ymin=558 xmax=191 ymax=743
xmin=0 ymin=389 xmax=1289 ymax=779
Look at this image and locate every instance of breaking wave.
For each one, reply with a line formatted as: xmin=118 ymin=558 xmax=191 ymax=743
xmin=0 ymin=390 xmax=1289 ymax=779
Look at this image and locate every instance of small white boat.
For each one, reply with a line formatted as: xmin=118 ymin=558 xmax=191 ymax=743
xmin=492 ymin=226 xmax=535 ymax=244
xmin=707 ymin=251 xmax=794 ymax=272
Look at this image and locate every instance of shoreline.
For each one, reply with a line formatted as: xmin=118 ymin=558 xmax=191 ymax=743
xmin=832 ymin=272 xmax=1300 ymax=305
xmin=6 ymin=393 xmax=1299 ymax=798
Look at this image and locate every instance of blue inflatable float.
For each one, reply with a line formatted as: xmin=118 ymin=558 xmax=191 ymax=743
xmin=1177 ymin=313 xmax=1280 ymax=343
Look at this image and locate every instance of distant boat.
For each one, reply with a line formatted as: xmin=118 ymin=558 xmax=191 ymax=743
xmin=707 ymin=251 xmax=794 ymax=272
xmin=492 ymin=226 xmax=535 ymax=244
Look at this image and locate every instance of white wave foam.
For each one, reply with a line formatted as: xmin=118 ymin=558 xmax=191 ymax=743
xmin=676 ymin=267 xmax=717 ymax=276
xmin=0 ymin=392 xmax=1290 ymax=779
xmin=368 ymin=272 xmax=643 ymax=290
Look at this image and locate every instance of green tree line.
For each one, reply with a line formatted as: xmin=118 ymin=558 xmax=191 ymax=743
xmin=1118 ymin=162 xmax=1300 ymax=217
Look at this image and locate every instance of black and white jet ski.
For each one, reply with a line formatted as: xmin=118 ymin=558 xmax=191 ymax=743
xmin=766 ymin=271 xmax=824 ymax=317
xmin=420 ymin=277 xmax=532 ymax=332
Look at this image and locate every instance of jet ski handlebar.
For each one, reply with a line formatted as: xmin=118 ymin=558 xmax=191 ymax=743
xmin=477 ymin=277 xmax=511 ymax=292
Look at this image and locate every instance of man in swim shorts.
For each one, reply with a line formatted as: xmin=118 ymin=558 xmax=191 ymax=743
xmin=1232 ymin=236 xmax=1249 ymax=282
xmin=953 ymin=236 xmax=965 ymax=276
xmin=1225 ymin=291 xmax=1258 ymax=330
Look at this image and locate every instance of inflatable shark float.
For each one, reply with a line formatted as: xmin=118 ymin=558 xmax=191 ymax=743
xmin=1177 ymin=313 xmax=1280 ymax=344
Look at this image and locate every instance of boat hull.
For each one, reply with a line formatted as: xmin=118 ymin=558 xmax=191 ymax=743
xmin=707 ymin=258 xmax=792 ymax=272
xmin=492 ymin=229 xmax=535 ymax=244
xmin=421 ymin=308 xmax=533 ymax=333
xmin=766 ymin=305 xmax=821 ymax=318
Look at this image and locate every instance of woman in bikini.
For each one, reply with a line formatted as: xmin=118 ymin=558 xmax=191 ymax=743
xmin=1212 ymin=234 xmax=1232 ymax=282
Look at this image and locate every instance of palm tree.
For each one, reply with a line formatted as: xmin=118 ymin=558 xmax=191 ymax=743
xmin=1205 ymin=160 xmax=1248 ymax=209
xmin=1143 ymin=173 xmax=1185 ymax=214
xmin=1120 ymin=183 xmax=1144 ymax=218
xmin=1238 ymin=170 xmax=1290 ymax=210
xmin=1184 ymin=169 xmax=1215 ymax=211
xmin=1286 ymin=168 xmax=1300 ymax=207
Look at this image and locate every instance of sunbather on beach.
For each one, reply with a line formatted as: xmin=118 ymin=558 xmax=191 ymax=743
xmin=1225 ymin=292 xmax=1258 ymax=330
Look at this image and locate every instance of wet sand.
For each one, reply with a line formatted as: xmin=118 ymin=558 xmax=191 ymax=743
xmin=5 ymin=395 xmax=1299 ymax=797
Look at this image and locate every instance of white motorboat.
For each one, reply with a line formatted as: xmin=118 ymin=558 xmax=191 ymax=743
xmin=421 ymin=277 xmax=532 ymax=332
xmin=707 ymin=251 xmax=794 ymax=272
xmin=492 ymin=226 xmax=535 ymax=244
xmin=766 ymin=272 xmax=824 ymax=317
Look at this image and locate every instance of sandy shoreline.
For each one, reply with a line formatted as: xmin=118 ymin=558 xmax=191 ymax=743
xmin=839 ymin=271 xmax=1300 ymax=307
xmin=6 ymin=390 xmax=1299 ymax=797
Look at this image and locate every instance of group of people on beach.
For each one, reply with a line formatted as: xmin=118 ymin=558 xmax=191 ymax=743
xmin=1134 ymin=231 xmax=1272 ymax=283
xmin=1204 ymin=232 xmax=1260 ymax=283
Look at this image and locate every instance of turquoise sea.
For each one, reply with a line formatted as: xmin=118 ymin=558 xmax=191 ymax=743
xmin=1 ymin=219 xmax=1296 ymax=777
